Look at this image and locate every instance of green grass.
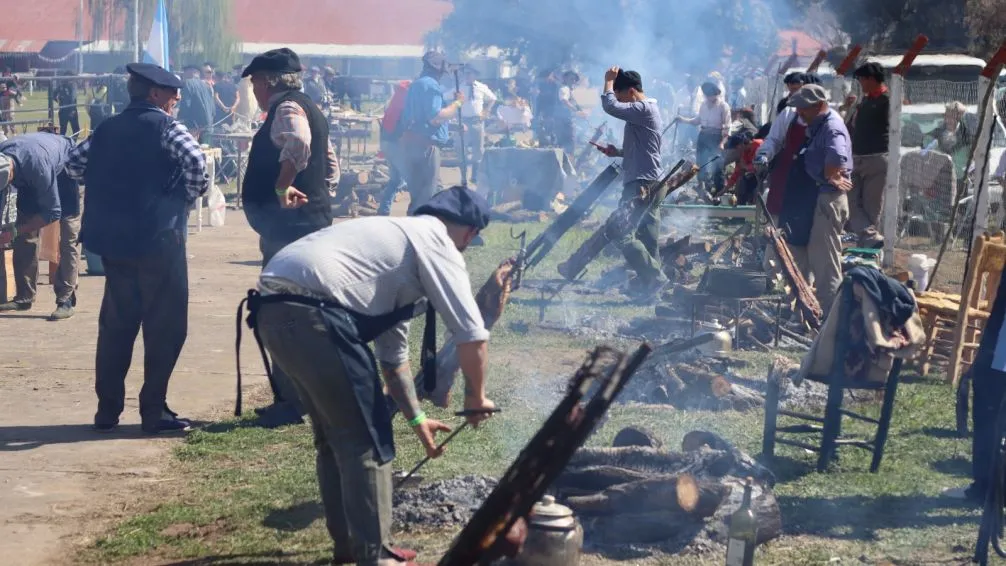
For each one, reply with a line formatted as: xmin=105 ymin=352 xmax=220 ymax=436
xmin=81 ymin=219 xmax=985 ymax=566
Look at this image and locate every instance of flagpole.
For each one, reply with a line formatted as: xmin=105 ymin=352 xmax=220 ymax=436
xmin=77 ymin=0 xmax=83 ymax=74
xmin=133 ymin=0 xmax=140 ymax=62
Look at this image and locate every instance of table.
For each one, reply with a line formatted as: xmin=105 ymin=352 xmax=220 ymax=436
xmin=330 ymin=114 xmax=376 ymax=156
xmin=210 ymin=131 xmax=255 ymax=208
xmin=195 ymin=147 xmax=222 ymax=232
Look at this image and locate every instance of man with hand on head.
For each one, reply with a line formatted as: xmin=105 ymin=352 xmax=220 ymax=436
xmin=596 ymin=66 xmax=665 ymax=298
xmin=250 ymin=185 xmax=496 ymax=566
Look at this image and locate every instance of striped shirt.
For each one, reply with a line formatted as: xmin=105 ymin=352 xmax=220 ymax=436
xmin=259 ymin=215 xmax=489 ymax=366
xmin=66 ymin=117 xmax=209 ymax=202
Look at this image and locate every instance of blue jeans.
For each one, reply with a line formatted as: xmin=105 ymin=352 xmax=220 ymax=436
xmin=378 ymin=141 xmax=406 ymax=215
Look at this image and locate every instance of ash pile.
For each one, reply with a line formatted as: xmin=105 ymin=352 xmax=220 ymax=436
xmin=392 ymin=475 xmax=498 ymax=530
xmin=554 ymin=427 xmax=782 ymax=553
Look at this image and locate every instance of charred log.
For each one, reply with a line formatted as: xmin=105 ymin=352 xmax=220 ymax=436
xmin=564 ymin=473 xmax=728 ymax=517
xmin=612 ymin=425 xmax=664 ymax=449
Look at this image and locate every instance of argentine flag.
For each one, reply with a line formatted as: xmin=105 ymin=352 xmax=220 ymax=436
xmin=141 ymin=0 xmax=170 ymax=68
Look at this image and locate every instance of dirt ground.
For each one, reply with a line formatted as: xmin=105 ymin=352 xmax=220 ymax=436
xmin=0 ymin=212 xmax=281 ymax=565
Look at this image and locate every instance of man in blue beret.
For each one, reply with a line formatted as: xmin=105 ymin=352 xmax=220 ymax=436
xmin=66 ymin=62 xmax=209 ymax=435
xmin=248 ymin=185 xmax=496 ymax=565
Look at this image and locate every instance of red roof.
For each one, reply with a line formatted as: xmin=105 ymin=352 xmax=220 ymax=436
xmin=1 ymin=0 xmax=453 ymax=47
xmin=777 ymin=30 xmax=824 ymax=58
xmin=231 ymin=0 xmax=452 ymax=45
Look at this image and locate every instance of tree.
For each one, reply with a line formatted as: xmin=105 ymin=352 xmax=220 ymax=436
xmin=818 ymin=0 xmax=968 ymax=51
xmin=87 ymin=0 xmax=237 ymax=69
xmin=431 ymin=0 xmax=778 ymax=80
xmin=967 ymin=0 xmax=1006 ymax=59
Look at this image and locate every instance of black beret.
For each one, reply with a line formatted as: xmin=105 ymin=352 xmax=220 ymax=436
xmin=614 ymin=70 xmax=642 ymax=92
xmin=854 ymin=62 xmax=886 ymax=82
xmin=701 ymin=81 xmax=721 ymax=96
xmin=126 ymin=63 xmax=182 ymax=89
xmin=413 ymin=186 xmax=491 ymax=230
xmin=803 ymin=72 xmax=822 ymax=85
xmin=783 ymin=72 xmax=806 ymax=85
xmin=241 ymin=47 xmax=303 ymax=78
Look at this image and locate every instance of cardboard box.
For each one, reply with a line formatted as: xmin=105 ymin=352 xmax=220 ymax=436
xmin=0 ymin=248 xmax=14 ymax=303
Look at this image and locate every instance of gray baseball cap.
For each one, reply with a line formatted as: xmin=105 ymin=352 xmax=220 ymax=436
xmin=788 ymin=84 xmax=830 ymax=109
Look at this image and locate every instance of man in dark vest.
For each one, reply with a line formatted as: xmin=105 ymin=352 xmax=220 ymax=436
xmin=241 ymin=47 xmax=340 ymax=428
xmin=65 ymin=63 xmax=209 ymax=434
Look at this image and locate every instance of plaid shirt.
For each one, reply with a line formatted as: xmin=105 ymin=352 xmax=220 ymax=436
xmin=66 ymin=114 xmax=209 ymax=203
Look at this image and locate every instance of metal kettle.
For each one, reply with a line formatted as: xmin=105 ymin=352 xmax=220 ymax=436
xmin=511 ymin=495 xmax=583 ymax=566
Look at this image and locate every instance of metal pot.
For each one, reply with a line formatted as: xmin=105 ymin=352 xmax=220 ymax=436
xmin=510 ymin=495 xmax=583 ymax=566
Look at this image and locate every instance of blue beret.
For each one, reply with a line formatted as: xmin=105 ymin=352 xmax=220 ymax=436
xmin=126 ymin=63 xmax=182 ymax=89
xmin=242 ymin=48 xmax=303 ymax=78
xmin=413 ymin=186 xmax=491 ymax=230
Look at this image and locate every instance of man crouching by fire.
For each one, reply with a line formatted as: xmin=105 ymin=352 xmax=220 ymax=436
xmin=595 ymin=66 xmax=665 ymax=298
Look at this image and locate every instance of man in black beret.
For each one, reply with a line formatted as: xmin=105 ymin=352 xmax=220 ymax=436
xmin=596 ymin=66 xmax=667 ymax=297
xmin=65 ymin=62 xmax=209 ymax=434
xmin=177 ymin=64 xmax=215 ymax=143
xmin=845 ymin=62 xmax=890 ymax=249
xmin=248 ymin=185 xmax=497 ymax=565
xmin=239 ymin=47 xmax=341 ymax=427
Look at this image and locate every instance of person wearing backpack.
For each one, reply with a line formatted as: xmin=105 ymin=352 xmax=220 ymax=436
xmin=377 ymin=80 xmax=411 ymax=215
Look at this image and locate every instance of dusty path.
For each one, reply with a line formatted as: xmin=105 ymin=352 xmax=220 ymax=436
xmin=0 ymin=214 xmax=270 ymax=565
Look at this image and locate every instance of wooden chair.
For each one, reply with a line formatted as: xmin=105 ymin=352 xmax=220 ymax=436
xmin=948 ymin=232 xmax=1006 ymax=387
xmin=913 ymin=290 xmax=962 ymax=377
xmin=762 ymin=278 xmax=903 ymax=473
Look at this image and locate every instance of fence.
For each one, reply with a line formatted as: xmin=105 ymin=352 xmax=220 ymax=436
xmin=0 ymin=74 xmax=125 ymax=140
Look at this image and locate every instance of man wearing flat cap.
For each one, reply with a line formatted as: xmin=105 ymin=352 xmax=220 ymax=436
xmin=844 ymin=62 xmax=890 ymax=249
xmin=247 ymin=185 xmax=498 ymax=565
xmin=596 ymin=66 xmax=667 ymax=297
xmin=397 ymin=50 xmax=466 ymax=212
xmin=66 ymin=62 xmax=209 ymax=434
xmin=678 ymin=80 xmax=731 ymax=195
xmin=777 ymin=84 xmax=853 ymax=311
xmin=240 ymin=47 xmax=341 ymax=427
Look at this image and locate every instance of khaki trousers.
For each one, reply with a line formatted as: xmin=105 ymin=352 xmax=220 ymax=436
xmin=256 ymin=302 xmax=393 ymax=566
xmin=12 ymin=209 xmax=82 ymax=305
xmin=849 ymin=154 xmax=887 ymax=238
xmin=790 ymin=191 xmax=849 ymax=312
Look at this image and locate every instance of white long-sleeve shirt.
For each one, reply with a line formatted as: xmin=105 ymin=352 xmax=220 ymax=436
xmin=755 ymin=107 xmax=807 ymax=162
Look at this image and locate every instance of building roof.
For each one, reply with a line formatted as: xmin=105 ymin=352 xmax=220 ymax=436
xmin=777 ymin=30 xmax=823 ymax=58
xmin=231 ymin=0 xmax=452 ymax=47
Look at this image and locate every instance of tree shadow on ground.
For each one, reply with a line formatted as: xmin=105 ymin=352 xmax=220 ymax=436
xmin=0 ymin=423 xmax=200 ymax=451
xmin=263 ymin=501 xmax=324 ymax=532
xmin=931 ymin=455 xmax=972 ymax=477
xmin=777 ymin=493 xmax=979 ymax=542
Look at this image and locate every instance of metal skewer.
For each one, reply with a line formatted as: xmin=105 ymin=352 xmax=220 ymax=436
xmin=395 ymin=422 xmax=470 ymax=489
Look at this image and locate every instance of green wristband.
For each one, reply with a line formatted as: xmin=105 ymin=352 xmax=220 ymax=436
xmin=408 ymin=412 xmax=427 ymax=427
xmin=275 ymin=188 xmax=288 ymax=196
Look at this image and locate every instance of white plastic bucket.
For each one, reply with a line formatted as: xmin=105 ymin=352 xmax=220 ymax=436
xmin=908 ymin=253 xmax=937 ymax=290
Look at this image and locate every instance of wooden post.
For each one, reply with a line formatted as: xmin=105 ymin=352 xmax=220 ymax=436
xmin=970 ymin=42 xmax=1006 ymax=246
xmin=882 ymin=35 xmax=928 ymax=268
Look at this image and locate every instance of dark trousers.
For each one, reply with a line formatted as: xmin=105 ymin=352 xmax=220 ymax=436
xmin=616 ymin=180 xmax=666 ymax=284
xmin=696 ymin=131 xmax=725 ymax=192
xmin=972 ymin=367 xmax=1006 ymax=492
xmin=260 ymin=236 xmax=306 ymax=414
xmin=59 ymin=108 xmax=80 ymax=138
xmin=94 ymin=231 xmax=188 ymax=426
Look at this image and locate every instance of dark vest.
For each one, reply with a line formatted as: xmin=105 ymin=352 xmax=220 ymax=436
xmin=81 ymin=101 xmax=187 ymax=259
xmin=242 ymin=90 xmax=332 ymax=244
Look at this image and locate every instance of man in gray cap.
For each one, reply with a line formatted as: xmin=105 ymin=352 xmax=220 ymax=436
xmin=397 ymin=51 xmax=465 ymax=212
xmin=240 ymin=47 xmax=340 ymax=427
xmin=777 ymin=83 xmax=853 ymax=311
xmin=0 ymin=132 xmax=81 ymax=320
xmin=66 ymin=62 xmax=209 ymax=434
xmin=245 ymin=185 xmax=497 ymax=565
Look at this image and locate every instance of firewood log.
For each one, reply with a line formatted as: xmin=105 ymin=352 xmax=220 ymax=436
xmin=612 ymin=425 xmax=664 ymax=449
xmin=681 ymin=431 xmax=776 ymax=487
xmin=568 ymin=446 xmax=691 ymax=474
xmin=677 ymin=363 xmax=733 ymax=398
xmin=553 ymin=465 xmax=650 ymax=492
xmin=564 ymin=473 xmax=729 ymax=517
xmin=686 ymin=240 xmax=714 ymax=254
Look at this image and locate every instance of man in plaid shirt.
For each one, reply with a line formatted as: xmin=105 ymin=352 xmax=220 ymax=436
xmin=66 ymin=62 xmax=208 ymax=435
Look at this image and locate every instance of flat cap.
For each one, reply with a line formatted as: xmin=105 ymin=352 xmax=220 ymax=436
xmin=241 ymin=47 xmax=303 ymax=78
xmin=126 ymin=62 xmax=182 ymax=89
xmin=788 ymin=84 xmax=830 ymax=109
xmin=413 ymin=186 xmax=491 ymax=230
xmin=701 ymin=81 xmax=721 ymax=96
